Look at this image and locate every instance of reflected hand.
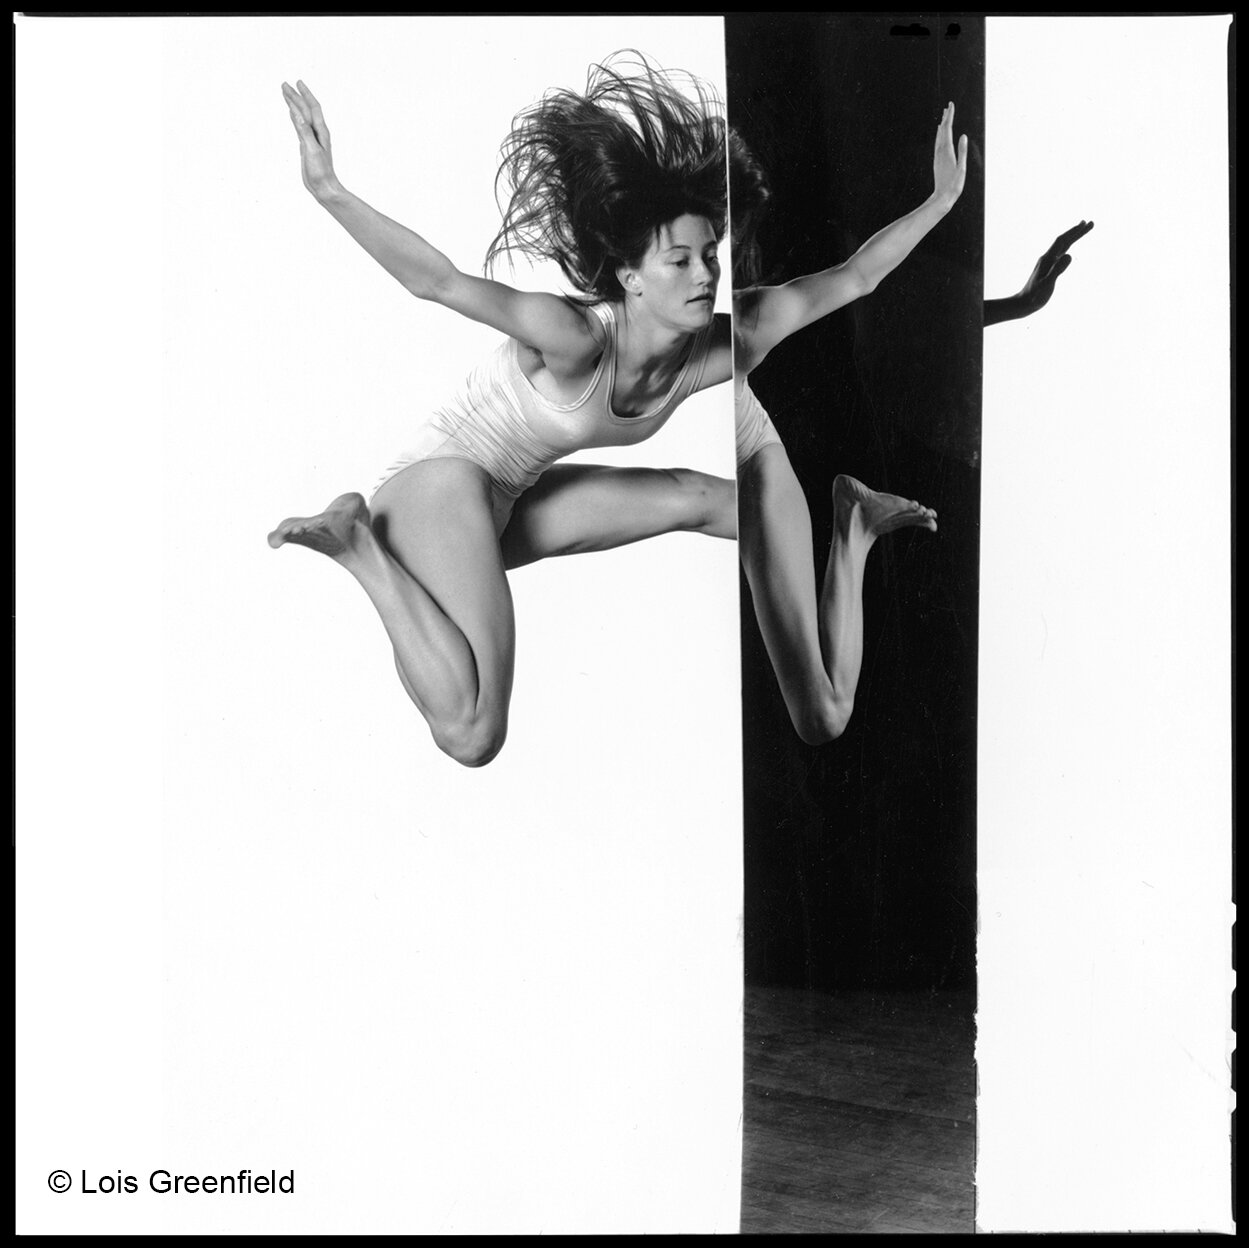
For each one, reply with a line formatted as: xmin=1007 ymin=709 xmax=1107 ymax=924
xmin=282 ymin=79 xmax=339 ymax=201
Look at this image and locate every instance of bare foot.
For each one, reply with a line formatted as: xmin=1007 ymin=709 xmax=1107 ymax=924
xmin=833 ymin=474 xmax=937 ymax=540
xmin=267 ymin=492 xmax=371 ymax=555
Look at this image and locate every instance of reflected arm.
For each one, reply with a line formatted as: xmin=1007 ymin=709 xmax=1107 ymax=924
xmin=734 ymin=103 xmax=968 ymax=373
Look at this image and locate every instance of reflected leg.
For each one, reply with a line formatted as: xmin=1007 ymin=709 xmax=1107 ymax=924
xmin=737 ymin=444 xmax=936 ymax=744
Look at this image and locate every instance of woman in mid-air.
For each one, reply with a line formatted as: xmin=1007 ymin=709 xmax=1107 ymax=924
xmin=270 ymin=56 xmax=970 ymax=763
xmin=271 ymin=57 xmax=745 ymax=767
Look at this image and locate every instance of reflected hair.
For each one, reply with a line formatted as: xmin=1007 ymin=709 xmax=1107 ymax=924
xmin=728 ymin=128 xmax=771 ymax=287
xmin=486 ymin=52 xmax=729 ymax=301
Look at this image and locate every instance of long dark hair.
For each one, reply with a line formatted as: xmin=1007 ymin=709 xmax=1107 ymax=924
xmin=728 ymin=128 xmax=771 ymax=288
xmin=486 ymin=52 xmax=731 ymax=302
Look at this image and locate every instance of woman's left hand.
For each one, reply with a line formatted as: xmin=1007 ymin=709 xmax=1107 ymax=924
xmin=1017 ymin=220 xmax=1095 ymax=312
xmin=932 ymin=102 xmax=969 ymax=211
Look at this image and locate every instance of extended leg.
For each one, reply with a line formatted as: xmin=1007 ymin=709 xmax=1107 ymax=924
xmin=500 ymin=463 xmax=735 ymax=569
xmin=268 ymin=460 xmax=515 ymax=767
xmin=737 ymin=445 xmax=936 ymax=744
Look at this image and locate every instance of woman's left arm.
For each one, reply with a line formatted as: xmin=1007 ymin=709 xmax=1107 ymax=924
xmin=983 ymin=220 xmax=1094 ymax=326
xmin=735 ymin=103 xmax=968 ymax=373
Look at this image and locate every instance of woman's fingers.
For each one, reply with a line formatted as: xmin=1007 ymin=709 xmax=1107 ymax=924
xmin=296 ymin=80 xmax=322 ymax=115
xmin=933 ymin=102 xmax=966 ymax=199
xmin=282 ymin=80 xmax=328 ymax=158
xmin=1038 ymin=221 xmax=1094 ymax=273
xmin=935 ymin=102 xmax=959 ymax=161
xmin=281 ymin=81 xmax=311 ymax=124
xmin=1054 ymin=220 xmax=1094 ymax=253
xmin=296 ymin=80 xmax=331 ymax=146
xmin=288 ymin=109 xmax=317 ymax=151
xmin=284 ymin=100 xmax=310 ymax=142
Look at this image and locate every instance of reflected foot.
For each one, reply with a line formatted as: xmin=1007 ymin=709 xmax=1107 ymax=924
xmin=267 ymin=492 xmax=371 ymax=556
xmin=833 ymin=474 xmax=937 ymax=539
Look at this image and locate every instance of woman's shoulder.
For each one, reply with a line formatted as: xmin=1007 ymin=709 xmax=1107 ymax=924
xmin=506 ymin=295 xmax=608 ymax=366
xmin=585 ymin=299 xmax=620 ymax=342
xmin=541 ymin=295 xmax=614 ymax=352
xmin=693 ymin=314 xmax=733 ymax=391
xmin=510 ymin=297 xmax=614 ymax=392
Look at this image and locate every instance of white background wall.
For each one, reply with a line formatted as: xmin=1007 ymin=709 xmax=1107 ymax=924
xmin=979 ymin=15 xmax=1233 ymax=1233
xmin=17 ymin=15 xmax=742 ymax=1234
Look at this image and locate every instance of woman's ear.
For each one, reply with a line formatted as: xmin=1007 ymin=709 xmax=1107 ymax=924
xmin=617 ymin=263 xmax=640 ymax=296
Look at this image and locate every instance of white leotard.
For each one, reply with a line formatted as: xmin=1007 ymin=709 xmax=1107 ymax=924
xmin=734 ymin=377 xmax=783 ymax=468
xmin=373 ymin=303 xmax=715 ymax=514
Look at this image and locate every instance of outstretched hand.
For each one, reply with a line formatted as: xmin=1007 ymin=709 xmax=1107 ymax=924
xmin=1016 ymin=220 xmax=1094 ymax=313
xmin=932 ymin=102 xmax=969 ymax=210
xmin=282 ymin=80 xmax=340 ymax=201
xmin=983 ymin=220 xmax=1094 ymax=326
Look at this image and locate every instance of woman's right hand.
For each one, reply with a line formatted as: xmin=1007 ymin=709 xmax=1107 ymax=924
xmin=931 ymin=102 xmax=969 ymax=212
xmin=282 ymin=80 xmax=340 ymax=202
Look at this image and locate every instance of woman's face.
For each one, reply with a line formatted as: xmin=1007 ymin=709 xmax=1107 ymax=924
xmin=621 ymin=213 xmax=720 ymax=330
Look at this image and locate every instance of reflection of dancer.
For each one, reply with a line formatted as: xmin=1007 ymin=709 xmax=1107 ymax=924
xmin=733 ymin=198 xmax=1092 ymax=743
xmin=269 ymin=60 xmax=735 ymax=767
xmin=732 ymin=105 xmax=967 ymax=743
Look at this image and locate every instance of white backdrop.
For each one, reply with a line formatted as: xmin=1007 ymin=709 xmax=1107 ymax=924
xmin=979 ymin=15 xmax=1233 ymax=1233
xmin=17 ymin=16 xmax=742 ymax=1234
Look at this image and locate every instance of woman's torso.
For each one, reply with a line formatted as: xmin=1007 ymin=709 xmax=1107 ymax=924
xmin=446 ymin=302 xmax=720 ymax=458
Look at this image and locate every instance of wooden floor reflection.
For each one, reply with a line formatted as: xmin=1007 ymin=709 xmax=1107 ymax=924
xmin=742 ymin=986 xmax=975 ymax=1234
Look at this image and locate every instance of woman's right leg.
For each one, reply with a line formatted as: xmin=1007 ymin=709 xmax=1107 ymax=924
xmin=268 ymin=459 xmax=514 ymax=767
xmin=737 ymin=443 xmax=937 ymax=745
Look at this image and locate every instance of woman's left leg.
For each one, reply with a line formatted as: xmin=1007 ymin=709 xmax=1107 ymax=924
xmin=500 ymin=463 xmax=735 ymax=569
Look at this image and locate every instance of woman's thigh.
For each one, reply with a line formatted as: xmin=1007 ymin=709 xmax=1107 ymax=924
xmin=737 ymin=444 xmax=827 ymax=689
xmin=371 ymin=458 xmax=517 ymax=708
xmin=500 ymin=462 xmax=735 ymax=569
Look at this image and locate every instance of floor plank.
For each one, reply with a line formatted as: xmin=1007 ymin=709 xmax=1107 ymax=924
xmin=742 ymin=985 xmax=975 ymax=1234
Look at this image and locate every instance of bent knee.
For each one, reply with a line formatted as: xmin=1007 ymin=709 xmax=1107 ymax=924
xmin=793 ymin=692 xmax=852 ymax=746
xmin=434 ymin=715 xmax=508 ymax=768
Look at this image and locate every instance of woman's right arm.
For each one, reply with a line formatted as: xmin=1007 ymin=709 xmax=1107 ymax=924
xmin=283 ymin=81 xmax=599 ymax=369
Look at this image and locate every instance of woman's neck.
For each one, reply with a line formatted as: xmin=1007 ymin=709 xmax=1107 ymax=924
xmin=615 ymin=300 xmax=691 ymax=379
